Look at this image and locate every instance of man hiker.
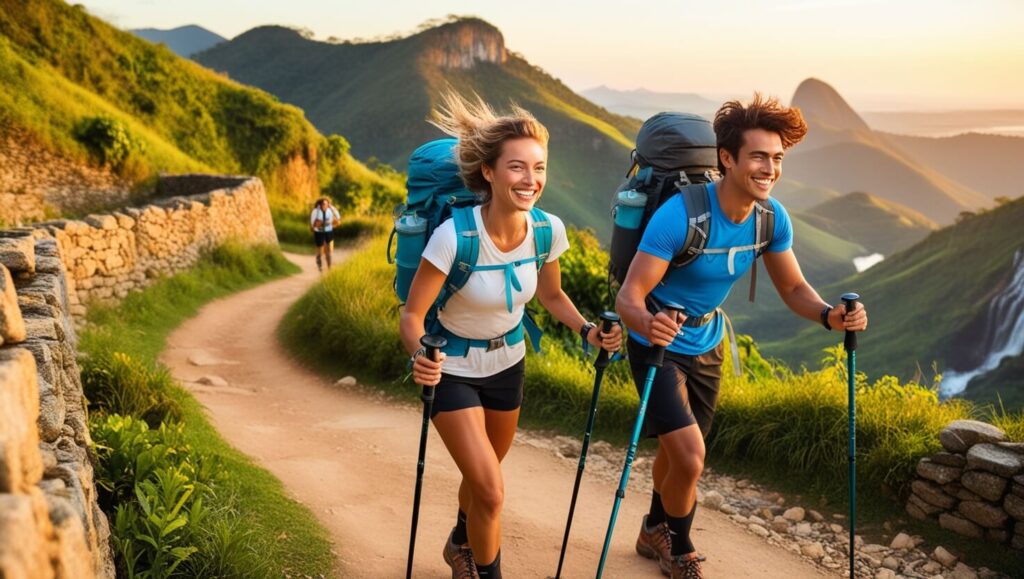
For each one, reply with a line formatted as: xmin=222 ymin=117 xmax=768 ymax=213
xmin=310 ymin=197 xmax=340 ymax=272
xmin=615 ymin=94 xmax=868 ymax=578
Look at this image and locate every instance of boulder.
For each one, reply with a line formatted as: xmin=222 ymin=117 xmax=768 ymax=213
xmin=917 ymin=458 xmax=962 ymax=484
xmin=966 ymin=444 xmax=1023 ymax=478
xmin=961 ymin=470 xmax=1008 ymax=502
xmin=958 ymin=500 xmax=1008 ymax=529
xmin=912 ymin=479 xmax=957 ymax=509
xmin=939 ymin=512 xmax=984 ymax=538
xmin=940 ymin=420 xmax=1006 ymax=453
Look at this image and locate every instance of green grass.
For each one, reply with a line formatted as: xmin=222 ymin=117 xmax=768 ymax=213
xmin=80 ymin=243 xmax=334 ymax=577
xmin=753 ymin=194 xmax=1024 ymax=408
xmin=280 ymin=233 xmax=1024 ymax=575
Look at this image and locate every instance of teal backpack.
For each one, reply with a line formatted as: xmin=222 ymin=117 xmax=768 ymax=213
xmin=387 ymin=138 xmax=552 ymax=356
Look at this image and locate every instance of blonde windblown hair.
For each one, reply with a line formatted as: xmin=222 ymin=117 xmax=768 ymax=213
xmin=430 ymin=91 xmax=549 ymax=202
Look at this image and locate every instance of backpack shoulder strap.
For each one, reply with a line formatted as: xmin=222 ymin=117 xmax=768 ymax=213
xmin=529 ymin=207 xmax=552 ymax=270
xmin=754 ymin=199 xmax=775 ymax=257
xmin=436 ymin=205 xmax=480 ymax=310
xmin=747 ymin=199 xmax=776 ymax=302
xmin=670 ymin=183 xmax=712 ymax=268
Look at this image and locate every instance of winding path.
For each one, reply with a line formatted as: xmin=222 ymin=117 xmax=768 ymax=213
xmin=159 ymin=251 xmax=833 ymax=578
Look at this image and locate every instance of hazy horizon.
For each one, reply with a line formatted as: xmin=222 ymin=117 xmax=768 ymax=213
xmin=77 ymin=0 xmax=1024 ymax=113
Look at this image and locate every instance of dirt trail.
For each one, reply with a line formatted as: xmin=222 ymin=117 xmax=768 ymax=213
xmin=160 ymin=251 xmax=834 ymax=578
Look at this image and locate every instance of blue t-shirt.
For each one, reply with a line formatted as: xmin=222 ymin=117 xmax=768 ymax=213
xmin=631 ymin=182 xmax=793 ymax=355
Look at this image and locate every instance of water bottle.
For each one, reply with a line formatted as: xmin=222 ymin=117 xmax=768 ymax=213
xmin=613 ymin=189 xmax=647 ymax=229
xmin=392 ymin=212 xmax=428 ymax=302
xmin=609 ymin=189 xmax=648 ymax=282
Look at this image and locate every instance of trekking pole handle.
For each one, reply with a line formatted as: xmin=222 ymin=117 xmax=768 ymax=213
xmin=595 ymin=311 xmax=621 ymax=368
xmin=841 ymin=293 xmax=860 ymax=352
xmin=419 ymin=335 xmax=448 ymax=402
xmin=648 ymin=305 xmax=684 ymax=368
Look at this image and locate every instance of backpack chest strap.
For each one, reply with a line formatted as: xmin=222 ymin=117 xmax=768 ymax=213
xmin=474 ymin=257 xmax=545 ymax=313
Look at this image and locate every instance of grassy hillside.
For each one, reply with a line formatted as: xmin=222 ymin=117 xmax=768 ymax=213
xmin=195 ymin=18 xmax=640 ymax=239
xmin=799 ymin=191 xmax=938 ymax=255
xmin=784 ymin=140 xmax=989 ymax=224
xmin=771 ymin=181 xmax=843 ymax=212
xmin=787 ymin=78 xmax=991 ymax=225
xmin=754 ymin=195 xmax=1024 ymax=409
xmin=882 ymin=131 xmax=1024 ymax=203
xmin=0 ymin=0 xmax=319 ymax=204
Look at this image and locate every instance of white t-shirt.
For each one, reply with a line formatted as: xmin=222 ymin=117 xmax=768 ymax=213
xmin=309 ymin=206 xmax=341 ymax=232
xmin=421 ymin=206 xmax=569 ymax=378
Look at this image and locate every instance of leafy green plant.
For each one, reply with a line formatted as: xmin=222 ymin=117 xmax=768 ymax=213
xmin=73 ymin=115 xmax=144 ymax=168
xmin=81 ymin=351 xmax=181 ymax=426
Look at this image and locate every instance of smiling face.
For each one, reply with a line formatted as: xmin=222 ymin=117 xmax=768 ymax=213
xmin=720 ymin=128 xmax=785 ymax=201
xmin=481 ymin=138 xmax=547 ymax=212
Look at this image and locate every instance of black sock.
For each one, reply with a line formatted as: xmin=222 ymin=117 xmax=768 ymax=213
xmin=452 ymin=509 xmax=468 ymax=545
xmin=666 ymin=503 xmax=697 ymax=556
xmin=476 ymin=551 xmax=501 ymax=578
xmin=647 ymin=490 xmax=666 ymax=527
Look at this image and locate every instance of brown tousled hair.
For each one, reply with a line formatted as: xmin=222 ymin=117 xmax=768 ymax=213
xmin=713 ymin=93 xmax=808 ymax=175
xmin=429 ymin=91 xmax=549 ymax=202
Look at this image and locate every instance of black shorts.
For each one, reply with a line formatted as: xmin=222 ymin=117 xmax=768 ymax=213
xmin=430 ymin=359 xmax=525 ymax=418
xmin=313 ymin=230 xmax=334 ymax=247
xmin=627 ymin=337 xmax=724 ymax=439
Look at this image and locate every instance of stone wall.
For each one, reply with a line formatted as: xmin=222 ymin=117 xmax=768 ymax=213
xmin=907 ymin=420 xmax=1024 ymax=550
xmin=0 ymin=124 xmax=133 ymax=226
xmin=36 ymin=175 xmax=277 ymax=318
xmin=0 ymin=174 xmax=279 ymax=577
xmin=0 ymin=232 xmax=112 ymax=578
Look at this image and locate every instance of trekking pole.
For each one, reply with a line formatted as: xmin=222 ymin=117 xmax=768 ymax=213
xmin=841 ymin=293 xmax=860 ymax=579
xmin=596 ymin=305 xmax=683 ymax=579
xmin=552 ymin=312 xmax=621 ymax=579
xmin=406 ymin=334 xmax=448 ymax=579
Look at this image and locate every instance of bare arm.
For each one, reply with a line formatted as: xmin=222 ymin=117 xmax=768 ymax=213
xmin=614 ymin=251 xmax=683 ymax=347
xmin=398 ymin=259 xmax=447 ymax=385
xmin=762 ymin=249 xmax=867 ymax=332
xmin=535 ymin=259 xmax=622 ymax=351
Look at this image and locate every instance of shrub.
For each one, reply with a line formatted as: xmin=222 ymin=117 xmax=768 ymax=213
xmin=81 ymin=350 xmax=181 ymax=426
xmin=92 ymin=415 xmax=224 ymax=578
xmin=73 ymin=115 xmax=144 ymax=168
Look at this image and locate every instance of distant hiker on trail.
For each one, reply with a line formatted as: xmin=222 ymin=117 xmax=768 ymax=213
xmin=310 ymin=197 xmax=340 ymax=272
xmin=614 ymin=95 xmax=868 ymax=578
xmin=399 ymin=92 xmax=623 ymax=579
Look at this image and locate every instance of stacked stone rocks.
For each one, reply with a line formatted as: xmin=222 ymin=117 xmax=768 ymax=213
xmin=0 ymin=124 xmax=132 ymax=225
xmin=0 ymin=230 xmax=113 ymax=578
xmin=34 ymin=175 xmax=277 ymax=318
xmin=908 ymin=420 xmax=1024 ymax=551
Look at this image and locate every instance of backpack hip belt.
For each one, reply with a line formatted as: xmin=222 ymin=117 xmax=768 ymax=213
xmin=436 ymin=313 xmax=543 ymax=358
xmin=644 ymin=295 xmax=718 ymax=327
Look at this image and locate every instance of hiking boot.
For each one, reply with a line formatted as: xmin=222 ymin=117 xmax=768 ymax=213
xmin=669 ymin=554 xmax=705 ymax=579
xmin=636 ymin=516 xmax=673 ymax=575
xmin=442 ymin=531 xmax=479 ymax=579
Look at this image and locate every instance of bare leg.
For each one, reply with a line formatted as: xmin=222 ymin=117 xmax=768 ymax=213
xmin=657 ymin=424 xmax=705 ymax=517
xmin=434 ymin=407 xmax=520 ymax=565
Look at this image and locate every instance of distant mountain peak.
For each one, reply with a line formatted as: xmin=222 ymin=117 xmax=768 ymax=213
xmin=792 ymin=78 xmax=870 ymax=132
xmin=130 ymin=24 xmax=226 ymax=58
xmin=418 ymin=17 xmax=506 ymax=69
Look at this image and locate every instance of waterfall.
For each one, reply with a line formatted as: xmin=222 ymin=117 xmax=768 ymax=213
xmin=941 ymin=248 xmax=1024 ymax=398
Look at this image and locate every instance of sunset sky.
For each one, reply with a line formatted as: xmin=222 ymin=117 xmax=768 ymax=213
xmin=78 ymin=0 xmax=1024 ymax=111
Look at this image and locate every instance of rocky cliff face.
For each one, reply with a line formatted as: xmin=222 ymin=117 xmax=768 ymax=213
xmin=420 ymin=19 xmax=506 ymax=69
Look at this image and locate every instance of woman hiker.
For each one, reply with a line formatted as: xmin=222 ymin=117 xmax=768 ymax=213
xmin=400 ymin=92 xmax=623 ymax=579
